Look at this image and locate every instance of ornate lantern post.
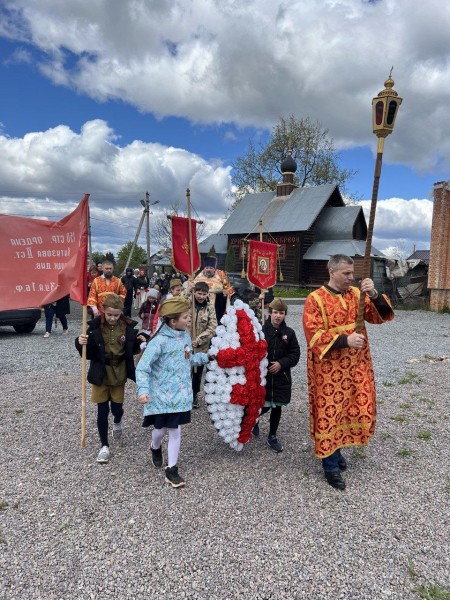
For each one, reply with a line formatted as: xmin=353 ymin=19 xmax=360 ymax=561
xmin=355 ymin=70 xmax=402 ymax=332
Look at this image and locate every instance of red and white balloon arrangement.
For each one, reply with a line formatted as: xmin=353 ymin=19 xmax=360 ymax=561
xmin=205 ymin=299 xmax=268 ymax=450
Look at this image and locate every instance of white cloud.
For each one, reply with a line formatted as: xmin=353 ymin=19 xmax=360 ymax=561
xmin=2 ymin=0 xmax=450 ymax=171
xmin=360 ymin=197 xmax=433 ymax=255
xmin=0 ymin=119 xmax=233 ymax=252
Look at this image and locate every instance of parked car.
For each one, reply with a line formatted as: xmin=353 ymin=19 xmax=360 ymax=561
xmin=0 ymin=308 xmax=42 ymax=333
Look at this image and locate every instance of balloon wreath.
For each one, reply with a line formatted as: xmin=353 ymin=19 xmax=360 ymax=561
xmin=205 ymin=299 xmax=268 ymax=450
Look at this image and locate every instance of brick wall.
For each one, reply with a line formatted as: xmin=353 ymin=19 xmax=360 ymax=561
xmin=428 ymin=181 xmax=450 ymax=310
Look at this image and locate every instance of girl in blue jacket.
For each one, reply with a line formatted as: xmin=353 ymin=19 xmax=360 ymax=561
xmin=136 ymin=296 xmax=210 ymax=488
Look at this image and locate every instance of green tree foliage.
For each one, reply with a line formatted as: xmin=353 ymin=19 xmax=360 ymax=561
xmin=231 ymin=115 xmax=357 ymax=207
xmin=116 ymin=241 xmax=147 ymax=275
xmin=89 ymin=251 xmax=104 ymax=266
xmin=208 ymin=245 xmax=217 ymax=257
xmin=225 ymin=244 xmax=237 ymax=273
xmin=104 ymin=251 xmax=116 ymax=265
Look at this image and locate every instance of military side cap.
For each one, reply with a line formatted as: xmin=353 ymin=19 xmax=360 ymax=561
xmin=103 ymin=293 xmax=124 ymax=310
xmin=269 ymin=297 xmax=288 ymax=313
xmin=159 ymin=296 xmax=190 ymax=317
xmin=169 ymin=278 xmax=182 ymax=289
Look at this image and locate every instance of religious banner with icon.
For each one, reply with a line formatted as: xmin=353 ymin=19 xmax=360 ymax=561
xmin=247 ymin=240 xmax=277 ymax=289
xmin=171 ymin=216 xmax=200 ymax=275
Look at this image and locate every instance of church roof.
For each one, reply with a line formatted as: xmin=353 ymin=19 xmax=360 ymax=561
xmin=314 ymin=206 xmax=366 ymax=240
xmin=198 ymin=233 xmax=228 ymax=254
xmin=218 ymin=184 xmax=341 ymax=235
xmin=302 ymin=240 xmax=386 ymax=260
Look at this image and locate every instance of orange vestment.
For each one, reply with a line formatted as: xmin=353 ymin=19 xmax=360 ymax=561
xmin=87 ymin=275 xmax=126 ymax=313
xmin=302 ymin=286 xmax=394 ymax=458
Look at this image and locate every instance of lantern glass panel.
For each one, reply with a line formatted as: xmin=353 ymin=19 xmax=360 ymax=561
xmin=375 ymin=101 xmax=384 ymax=125
xmin=386 ymin=100 xmax=397 ymax=125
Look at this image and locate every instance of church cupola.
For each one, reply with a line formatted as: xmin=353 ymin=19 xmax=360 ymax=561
xmin=277 ymin=150 xmax=298 ymax=197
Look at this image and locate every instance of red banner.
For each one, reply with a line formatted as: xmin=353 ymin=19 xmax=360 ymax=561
xmin=171 ymin=216 xmax=200 ymax=275
xmin=0 ymin=195 xmax=89 ymax=311
xmin=247 ymin=240 xmax=278 ymax=289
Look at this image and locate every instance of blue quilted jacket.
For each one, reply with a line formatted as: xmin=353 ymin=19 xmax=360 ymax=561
xmin=136 ymin=324 xmax=209 ymax=415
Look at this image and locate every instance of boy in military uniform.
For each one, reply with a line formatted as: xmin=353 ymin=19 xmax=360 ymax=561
xmin=76 ymin=294 xmax=145 ymax=463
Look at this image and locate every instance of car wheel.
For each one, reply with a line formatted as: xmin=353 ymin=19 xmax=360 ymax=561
xmin=13 ymin=323 xmax=36 ymax=334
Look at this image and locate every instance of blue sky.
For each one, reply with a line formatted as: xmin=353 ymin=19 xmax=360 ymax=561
xmin=1 ymin=0 xmax=450 ymax=258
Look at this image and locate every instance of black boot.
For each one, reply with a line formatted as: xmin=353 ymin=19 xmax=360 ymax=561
xmin=165 ymin=465 xmax=186 ymax=488
xmin=324 ymin=471 xmax=346 ymax=491
xmin=151 ymin=445 xmax=163 ymax=468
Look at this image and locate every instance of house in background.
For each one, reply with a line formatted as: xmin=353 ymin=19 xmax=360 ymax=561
xmin=202 ymin=153 xmax=386 ymax=286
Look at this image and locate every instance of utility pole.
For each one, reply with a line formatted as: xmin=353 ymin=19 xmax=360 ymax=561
xmin=140 ymin=192 xmax=159 ymax=279
xmin=125 ymin=192 xmax=160 ymax=274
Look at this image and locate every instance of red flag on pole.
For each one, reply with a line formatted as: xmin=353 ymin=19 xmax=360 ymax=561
xmin=247 ymin=240 xmax=278 ymax=289
xmin=0 ymin=194 xmax=90 ymax=311
xmin=171 ymin=216 xmax=200 ymax=275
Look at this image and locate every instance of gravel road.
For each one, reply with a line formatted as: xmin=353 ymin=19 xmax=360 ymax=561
xmin=0 ymin=303 xmax=449 ymax=599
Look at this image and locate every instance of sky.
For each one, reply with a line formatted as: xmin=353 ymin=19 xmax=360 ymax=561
xmin=1 ymin=0 xmax=450 ymax=261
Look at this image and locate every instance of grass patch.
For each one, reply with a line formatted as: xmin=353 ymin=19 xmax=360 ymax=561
xmin=399 ymin=403 xmax=412 ymax=410
xmin=273 ymin=287 xmax=311 ymax=298
xmin=398 ymin=449 xmax=413 ymax=458
xmin=15 ymin=408 xmax=24 ymax=415
xmin=417 ymin=431 xmax=431 ymax=440
xmin=398 ymin=372 xmax=422 ymax=385
xmin=413 ymin=584 xmax=450 ymax=599
xmin=391 ymin=415 xmax=408 ymax=423
xmin=383 ymin=381 xmax=395 ymax=387
xmin=0 ymin=500 xmax=8 ymax=511
xmin=414 ymin=412 xmax=428 ymax=418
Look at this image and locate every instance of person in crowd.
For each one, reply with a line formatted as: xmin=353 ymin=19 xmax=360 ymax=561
xmin=187 ymin=281 xmax=217 ymax=408
xmin=136 ymin=297 xmax=211 ymax=488
xmin=87 ymin=264 xmax=99 ymax=294
xmin=96 ymin=262 xmax=104 ymax=277
xmin=87 ymin=260 xmax=126 ymax=316
xmin=165 ymin=278 xmax=183 ymax=300
xmin=192 ymin=257 xmax=233 ymax=322
xmin=139 ymin=289 xmax=160 ymax=336
xmin=121 ymin=268 xmax=138 ymax=317
xmin=134 ymin=267 xmax=150 ymax=311
xmin=75 ymin=294 xmax=145 ymax=464
xmin=302 ymin=254 xmax=394 ymax=491
xmin=252 ymin=298 xmax=300 ymax=452
xmin=42 ymin=295 xmax=71 ymax=338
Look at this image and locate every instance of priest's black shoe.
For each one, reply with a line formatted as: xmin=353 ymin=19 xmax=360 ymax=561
xmin=324 ymin=471 xmax=346 ymax=491
xmin=337 ymin=452 xmax=347 ymax=471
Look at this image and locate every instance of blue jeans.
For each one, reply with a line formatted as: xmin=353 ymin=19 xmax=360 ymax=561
xmin=322 ymin=449 xmax=341 ymax=473
xmin=45 ymin=305 xmax=68 ymax=333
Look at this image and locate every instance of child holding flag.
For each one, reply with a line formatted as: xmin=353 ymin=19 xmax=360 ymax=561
xmin=76 ymin=293 xmax=145 ymax=463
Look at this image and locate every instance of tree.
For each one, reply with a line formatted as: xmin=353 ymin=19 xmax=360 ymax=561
xmin=116 ymin=241 xmax=147 ymax=275
xmin=225 ymin=244 xmax=237 ymax=273
xmin=90 ymin=251 xmax=104 ymax=266
xmin=104 ymin=251 xmax=116 ymax=265
xmin=152 ymin=203 xmax=207 ymax=250
xmin=208 ymin=245 xmax=217 ymax=257
xmin=231 ymin=115 xmax=357 ymax=207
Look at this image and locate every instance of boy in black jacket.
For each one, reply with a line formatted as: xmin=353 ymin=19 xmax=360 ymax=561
xmin=253 ymin=298 xmax=300 ymax=453
xmin=75 ymin=294 xmax=145 ymax=463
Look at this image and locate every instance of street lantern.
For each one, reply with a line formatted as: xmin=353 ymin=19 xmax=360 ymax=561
xmin=372 ymin=70 xmax=403 ymax=139
xmin=355 ymin=70 xmax=402 ymax=332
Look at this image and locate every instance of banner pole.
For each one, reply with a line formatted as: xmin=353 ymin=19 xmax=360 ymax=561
xmin=186 ymin=189 xmax=196 ymax=338
xmin=259 ymin=219 xmax=265 ymax=324
xmin=81 ymin=304 xmax=88 ymax=448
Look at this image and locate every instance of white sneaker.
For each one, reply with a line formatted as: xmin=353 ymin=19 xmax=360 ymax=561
xmin=96 ymin=446 xmax=110 ymax=463
xmin=43 ymin=332 xmax=50 ymax=338
xmin=62 ymin=329 xmax=68 ymax=335
xmin=112 ymin=422 xmax=122 ymax=440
